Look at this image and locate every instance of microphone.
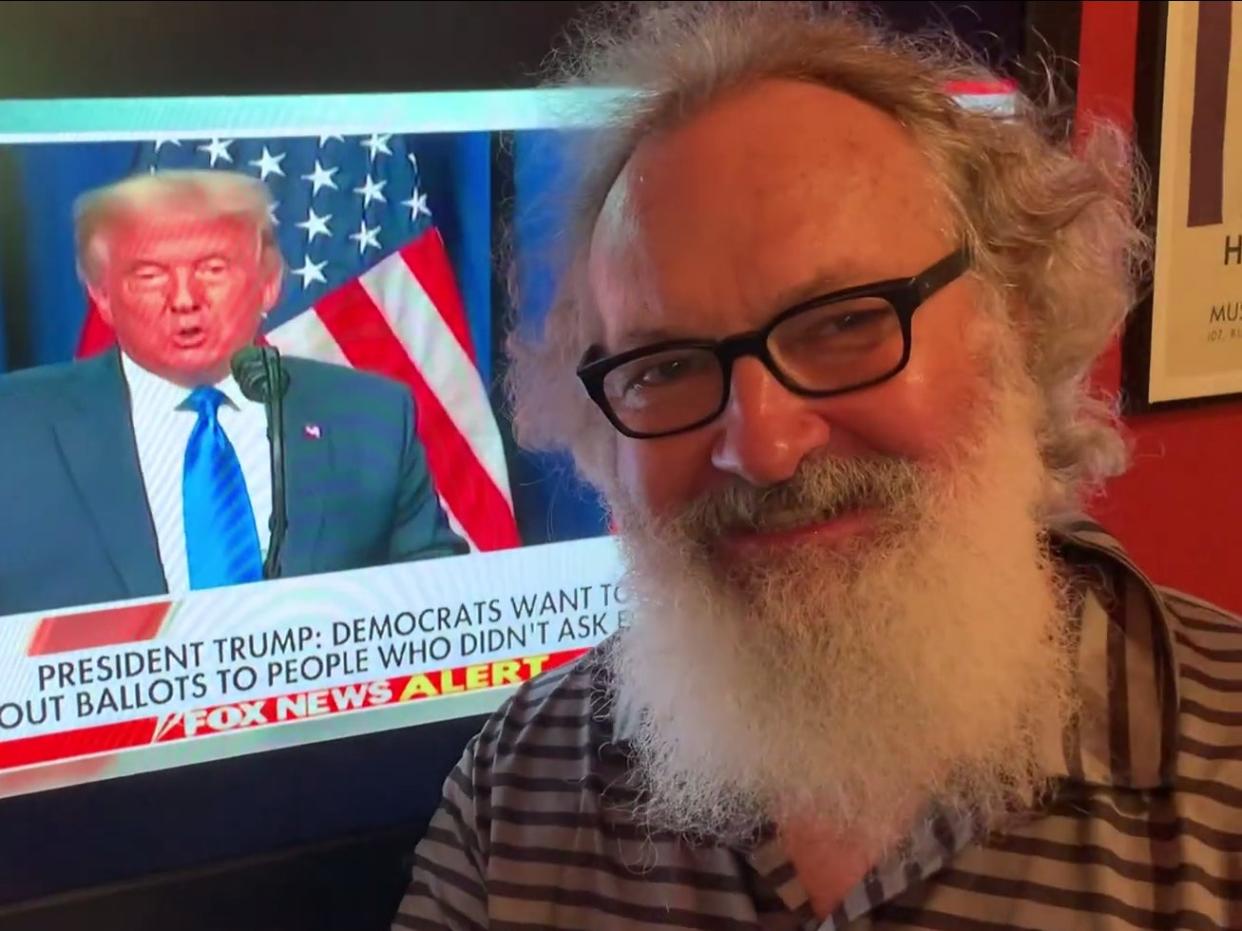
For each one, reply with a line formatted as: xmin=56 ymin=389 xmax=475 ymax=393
xmin=231 ymin=346 xmax=290 ymax=581
xmin=232 ymin=345 xmax=289 ymax=404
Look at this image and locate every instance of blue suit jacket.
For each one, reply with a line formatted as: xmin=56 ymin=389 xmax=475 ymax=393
xmin=0 ymin=351 xmax=468 ymax=618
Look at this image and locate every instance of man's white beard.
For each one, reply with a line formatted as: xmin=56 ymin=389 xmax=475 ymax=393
xmin=607 ymin=379 xmax=1077 ymax=859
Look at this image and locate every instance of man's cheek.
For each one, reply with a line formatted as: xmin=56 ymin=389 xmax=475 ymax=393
xmin=619 ymin=442 xmax=701 ymax=518
xmin=131 ymin=299 xmax=166 ymax=326
xmin=614 ymin=444 xmax=655 ymax=513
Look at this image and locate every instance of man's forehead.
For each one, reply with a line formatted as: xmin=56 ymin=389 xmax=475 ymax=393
xmin=108 ymin=208 xmax=255 ymax=253
xmin=620 ymin=79 xmax=940 ymax=211
xmin=588 ymin=79 xmax=953 ymax=345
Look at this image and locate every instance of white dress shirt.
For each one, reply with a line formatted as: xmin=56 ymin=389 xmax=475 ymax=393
xmin=121 ymin=353 xmax=272 ymax=595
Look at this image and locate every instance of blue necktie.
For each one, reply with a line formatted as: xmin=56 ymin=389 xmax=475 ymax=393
xmin=183 ymin=386 xmax=263 ymax=589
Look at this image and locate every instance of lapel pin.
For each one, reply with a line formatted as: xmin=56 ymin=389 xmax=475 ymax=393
xmin=303 ymin=423 xmax=322 ymax=440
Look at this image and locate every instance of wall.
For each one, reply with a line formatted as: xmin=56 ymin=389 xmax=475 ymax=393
xmin=1079 ymin=1 xmax=1242 ymax=614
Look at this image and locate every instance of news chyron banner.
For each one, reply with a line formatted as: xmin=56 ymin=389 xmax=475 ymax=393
xmin=0 ymin=537 xmax=626 ymax=799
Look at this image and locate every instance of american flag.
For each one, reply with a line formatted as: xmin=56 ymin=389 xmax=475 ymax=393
xmin=76 ymin=133 xmax=520 ymax=553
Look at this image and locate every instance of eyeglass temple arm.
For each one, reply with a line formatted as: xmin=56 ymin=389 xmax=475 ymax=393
xmin=915 ymin=248 xmax=970 ymax=301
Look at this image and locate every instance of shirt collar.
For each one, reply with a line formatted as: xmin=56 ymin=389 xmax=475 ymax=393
xmin=119 ymin=350 xmax=252 ymax=413
xmin=607 ymin=515 xmax=1180 ymax=792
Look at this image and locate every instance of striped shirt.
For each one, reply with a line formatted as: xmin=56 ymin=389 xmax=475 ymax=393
xmin=393 ymin=519 xmax=1242 ymax=930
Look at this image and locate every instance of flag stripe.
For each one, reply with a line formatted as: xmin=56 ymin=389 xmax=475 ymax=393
xmin=267 ymin=307 xmax=352 ymax=367
xmin=360 ymin=242 xmax=513 ymax=508
xmin=313 ymin=279 xmax=519 ymax=551
xmin=401 ymin=229 xmax=478 ymax=366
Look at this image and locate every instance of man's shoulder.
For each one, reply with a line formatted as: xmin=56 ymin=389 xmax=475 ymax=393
xmin=280 ymin=357 xmax=414 ymax=445
xmin=1157 ymin=585 xmax=1241 ymax=627
xmin=1060 ymin=515 xmax=1242 ymax=646
xmin=443 ymin=643 xmax=635 ymax=868
xmin=0 ymin=355 xmax=112 ymax=412
xmin=1053 ymin=518 xmax=1241 ymax=636
xmin=282 ymin=356 xmax=406 ymax=403
xmin=1052 ymin=515 xmax=1242 ymax=706
xmin=1157 ymin=585 xmax=1242 ymax=679
xmin=466 ymin=645 xmax=616 ymax=771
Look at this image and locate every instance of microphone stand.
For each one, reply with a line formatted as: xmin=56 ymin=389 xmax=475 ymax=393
xmin=261 ymin=348 xmax=288 ymax=580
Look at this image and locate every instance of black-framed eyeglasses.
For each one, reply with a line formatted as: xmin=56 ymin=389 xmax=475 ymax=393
xmin=576 ymin=249 xmax=969 ymax=439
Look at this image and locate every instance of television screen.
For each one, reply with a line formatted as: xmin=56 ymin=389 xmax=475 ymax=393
xmin=0 ymin=81 xmax=653 ymax=915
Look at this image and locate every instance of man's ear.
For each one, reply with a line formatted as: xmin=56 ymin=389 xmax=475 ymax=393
xmin=260 ymin=261 xmax=283 ymax=313
xmin=85 ymin=278 xmax=115 ymax=327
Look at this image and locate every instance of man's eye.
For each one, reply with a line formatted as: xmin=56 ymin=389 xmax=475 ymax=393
xmin=624 ymin=353 xmax=710 ymax=394
xmin=831 ymin=312 xmax=869 ymax=331
xmin=632 ymin=359 xmax=688 ymax=388
xmin=197 ymin=260 xmax=229 ymax=277
xmin=815 ymin=309 xmax=885 ymax=337
xmin=783 ymin=299 xmax=898 ymax=349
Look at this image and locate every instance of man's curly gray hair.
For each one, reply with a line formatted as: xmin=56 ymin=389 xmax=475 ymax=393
xmin=506 ymin=1 xmax=1149 ymax=512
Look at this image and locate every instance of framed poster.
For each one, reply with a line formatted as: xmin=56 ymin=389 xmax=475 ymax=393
xmin=1125 ymin=0 xmax=1242 ymax=410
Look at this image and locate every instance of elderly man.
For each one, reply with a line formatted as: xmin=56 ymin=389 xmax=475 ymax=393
xmin=395 ymin=3 xmax=1241 ymax=929
xmin=0 ymin=170 xmax=465 ymax=618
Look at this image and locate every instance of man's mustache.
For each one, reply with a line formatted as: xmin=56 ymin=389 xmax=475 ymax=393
xmin=669 ymin=455 xmax=931 ymax=544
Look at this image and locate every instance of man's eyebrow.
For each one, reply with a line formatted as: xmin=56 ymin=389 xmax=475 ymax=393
xmin=771 ymin=264 xmax=874 ymax=310
xmin=609 ymin=326 xmax=696 ymax=352
xmin=605 ymin=263 xmax=880 ymax=351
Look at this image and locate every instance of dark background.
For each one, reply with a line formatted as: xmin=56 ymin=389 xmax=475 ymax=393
xmin=0 ymin=2 xmax=1027 ymax=99
xmin=0 ymin=3 xmax=1044 ymax=930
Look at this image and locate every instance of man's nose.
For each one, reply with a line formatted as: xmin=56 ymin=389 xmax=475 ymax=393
xmin=170 ymin=268 xmax=197 ymax=312
xmin=710 ymin=357 xmax=831 ymax=486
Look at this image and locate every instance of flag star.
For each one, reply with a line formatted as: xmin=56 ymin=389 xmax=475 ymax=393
xmin=318 ymin=134 xmax=345 ymax=147
xmin=295 ymin=206 xmax=332 ymax=243
xmin=361 ymin=132 xmax=393 ymax=162
xmin=266 ymin=201 xmax=281 ymax=226
xmin=349 ymin=218 xmax=381 ymax=255
xmin=152 ymin=135 xmax=181 ymax=153
xmin=353 ymin=173 xmax=387 ymax=207
xmin=301 ymin=160 xmax=339 ymax=195
xmin=198 ymin=138 xmax=234 ymax=166
xmin=249 ymin=145 xmax=287 ymax=180
xmin=291 ymin=255 xmax=328 ymax=289
xmin=407 ymin=152 xmax=419 ymax=175
xmin=401 ymin=187 xmax=431 ymax=222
